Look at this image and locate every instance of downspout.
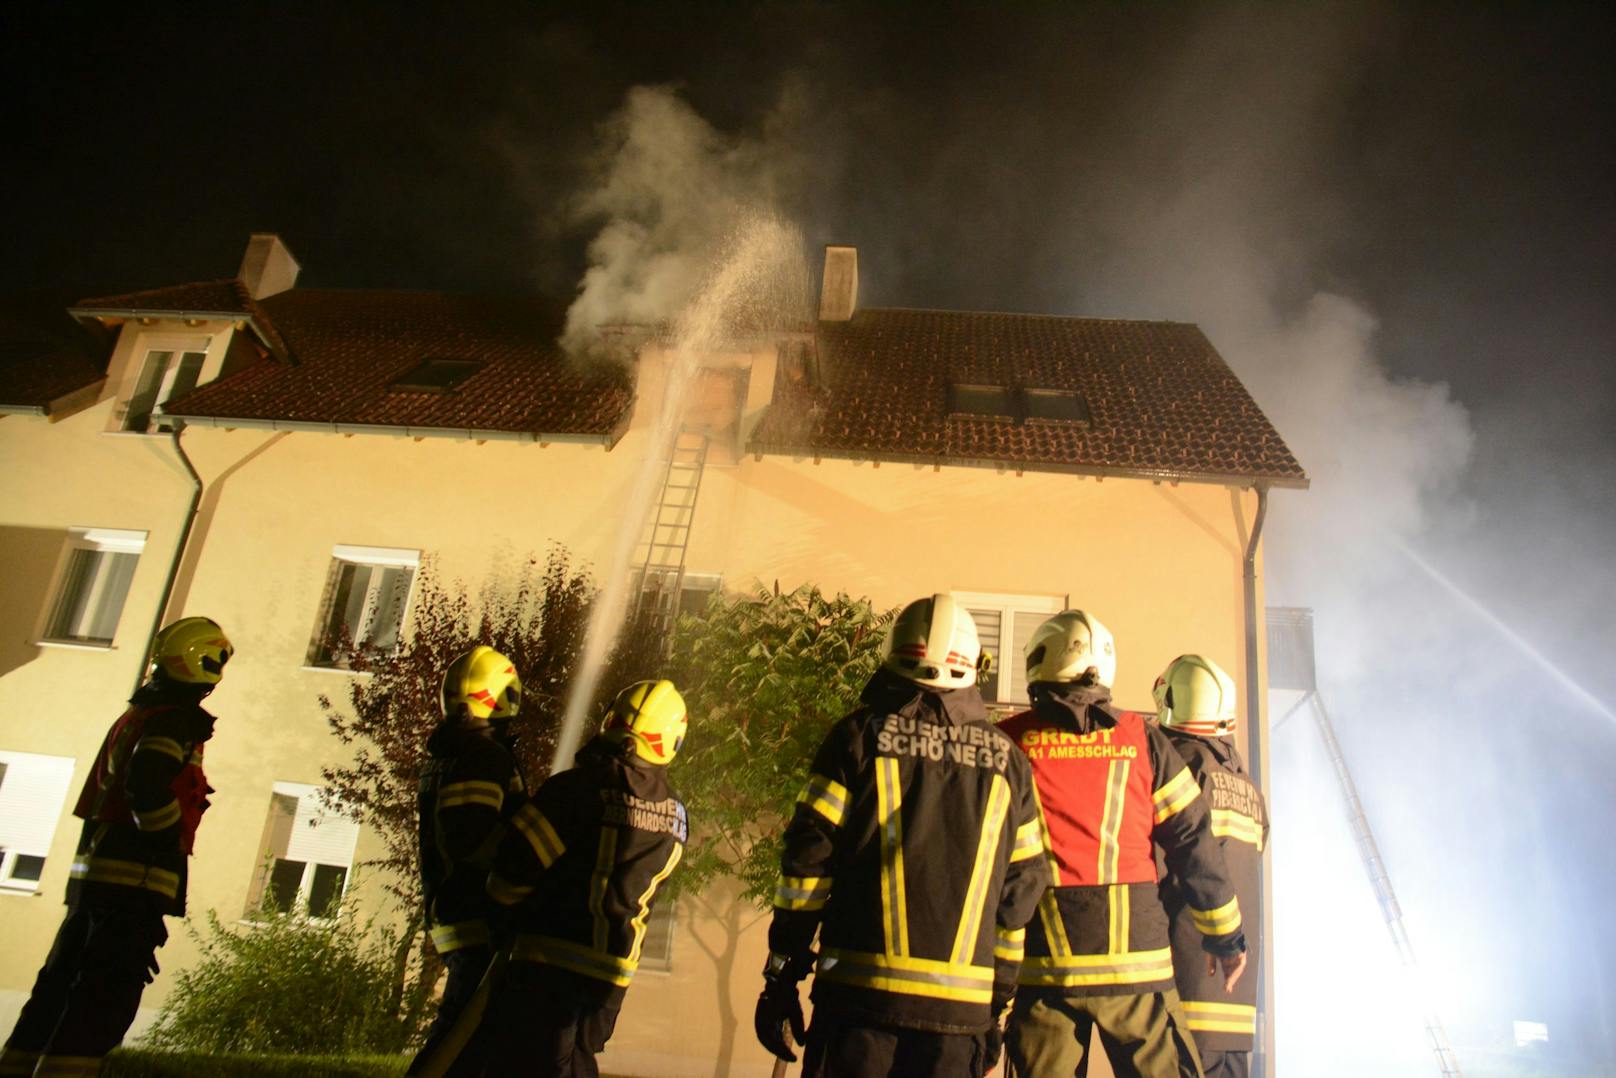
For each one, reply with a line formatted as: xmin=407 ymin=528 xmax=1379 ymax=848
xmin=132 ymin=425 xmax=203 ymax=696
xmin=1241 ymin=483 xmax=1274 ymax=1078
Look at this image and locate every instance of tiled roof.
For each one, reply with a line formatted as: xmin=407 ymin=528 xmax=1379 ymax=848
xmin=749 ymin=308 xmax=1307 ymax=487
xmin=165 ymin=290 xmax=632 ymax=438
xmin=0 ymin=299 xmax=111 ymax=410
xmin=72 ymin=279 xmax=293 ymax=362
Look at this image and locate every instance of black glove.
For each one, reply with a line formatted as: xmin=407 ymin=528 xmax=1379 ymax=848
xmin=754 ymin=953 xmax=812 ymax=1062
xmin=982 ymin=1025 xmax=1003 ymax=1073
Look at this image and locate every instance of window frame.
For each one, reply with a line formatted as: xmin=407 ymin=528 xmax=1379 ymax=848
xmin=0 ymin=749 xmax=78 ymax=895
xmin=244 ymin=781 xmax=360 ymax=921
xmin=305 ymin=545 xmax=421 ymax=672
xmin=119 ymin=334 xmax=214 ymax=433
xmin=37 ymin=527 xmax=147 ymax=650
xmin=954 ymin=590 xmax=1067 ymax=708
xmin=636 ymin=897 xmax=677 ymax=973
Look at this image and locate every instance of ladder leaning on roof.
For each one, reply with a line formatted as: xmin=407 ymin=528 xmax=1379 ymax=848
xmin=633 ymin=429 xmax=709 ymax=646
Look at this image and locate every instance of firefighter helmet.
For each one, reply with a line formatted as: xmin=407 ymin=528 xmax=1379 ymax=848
xmin=441 ymin=646 xmax=522 ymax=724
xmin=150 ymin=616 xmax=233 ymax=685
xmin=881 ymin=593 xmax=981 ymax=689
xmin=601 ymin=679 xmax=687 ymax=766
xmin=1024 ymin=610 xmax=1116 ymax=688
xmin=1154 ymin=654 xmax=1237 ymax=736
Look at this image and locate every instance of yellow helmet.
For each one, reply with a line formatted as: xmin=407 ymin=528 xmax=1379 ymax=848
xmin=150 ymin=616 xmax=233 ymax=685
xmin=1154 ymin=654 xmax=1237 ymax=737
xmin=601 ymin=679 xmax=688 ymax=766
xmin=442 ymin=646 xmax=522 ymax=724
xmin=1025 ymin=610 xmax=1116 ymax=688
xmin=881 ymin=593 xmax=981 ymax=689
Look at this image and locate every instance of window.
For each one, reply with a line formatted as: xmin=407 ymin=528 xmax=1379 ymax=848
xmin=389 ymin=358 xmax=483 ymax=393
xmin=245 ymin=782 xmax=360 ymax=918
xmin=956 ymin=591 xmax=1066 ymax=707
xmin=41 ymin=528 xmax=146 ymax=646
xmin=638 ymin=898 xmax=677 ymax=972
xmin=308 ymin=546 xmax=419 ymax=669
xmin=0 ymin=750 xmax=77 ymax=894
xmin=948 ymin=384 xmax=1016 ymax=419
xmin=125 ymin=346 xmax=209 ymax=432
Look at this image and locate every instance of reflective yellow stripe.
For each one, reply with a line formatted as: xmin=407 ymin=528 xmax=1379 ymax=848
xmin=486 ymin=872 xmax=533 ymax=906
xmin=69 ymin=857 xmax=179 ymax=899
xmin=952 ymin=773 xmax=1010 ymax=964
xmin=1189 ymin=895 xmax=1242 ymax=935
xmin=628 ymin=844 xmax=683 ymax=963
xmin=1010 ymin=817 xmax=1044 ymax=863
xmin=799 ymin=772 xmax=848 ymax=827
xmin=1211 ymin=808 xmax=1264 ymax=850
xmin=133 ymin=735 xmax=185 ymax=762
xmin=511 ymin=803 xmax=566 ymax=867
xmin=993 ymin=925 xmax=1025 ymax=962
xmin=429 ymin=919 xmax=491 ymax=953
xmin=512 ymin=934 xmax=636 ymax=987
xmin=1096 ymin=759 xmax=1129 ymax=884
xmin=1036 ymin=888 xmax=1073 ymax=957
xmin=774 ymin=874 xmax=834 ymax=911
xmin=1152 ymin=766 xmax=1201 ymax=823
xmin=819 ymin=946 xmax=994 ymax=1004
xmin=1019 ymin=946 xmax=1175 ymax=987
xmin=588 ymin=828 xmax=618 ymax=952
xmin=1030 ymin=783 xmax=1063 ymax=888
xmin=133 ymin=799 xmax=181 ymax=831
xmin=875 ymin=757 xmax=909 ymax=956
xmin=1183 ymin=1000 xmax=1257 ymax=1034
xmin=1107 ymin=884 xmax=1131 ymax=955
xmin=438 ymin=780 xmax=505 ymax=811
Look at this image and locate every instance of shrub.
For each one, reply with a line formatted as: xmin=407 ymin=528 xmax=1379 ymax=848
xmin=142 ymin=901 xmax=432 ymax=1056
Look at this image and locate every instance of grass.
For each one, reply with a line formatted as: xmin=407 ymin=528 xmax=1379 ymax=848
xmin=106 ymin=1049 xmax=408 ymax=1077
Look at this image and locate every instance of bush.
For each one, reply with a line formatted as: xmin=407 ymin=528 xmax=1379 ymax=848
xmin=107 ymin=1050 xmax=406 ymax=1077
xmin=142 ymin=902 xmax=432 ymax=1056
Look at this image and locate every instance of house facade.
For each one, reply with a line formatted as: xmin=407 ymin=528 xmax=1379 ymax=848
xmin=0 ymin=235 xmax=1304 ymax=1076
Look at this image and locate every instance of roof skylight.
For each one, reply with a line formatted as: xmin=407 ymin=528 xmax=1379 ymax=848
xmin=389 ymin=358 xmax=483 ymax=393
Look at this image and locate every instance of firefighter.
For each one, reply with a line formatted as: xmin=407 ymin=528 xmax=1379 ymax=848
xmin=0 ymin=617 xmax=232 ymax=1078
xmin=478 ymin=679 xmax=688 ymax=1077
xmin=755 ymin=594 xmax=1050 ymax=1077
xmin=1153 ymin=656 xmax=1269 ymax=1078
xmin=998 ymin=611 xmax=1246 ymax=1078
xmin=406 ymin=646 xmax=528 ymax=1077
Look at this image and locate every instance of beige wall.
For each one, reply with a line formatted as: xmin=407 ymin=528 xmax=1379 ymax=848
xmin=0 ymin=330 xmax=1267 ymax=1075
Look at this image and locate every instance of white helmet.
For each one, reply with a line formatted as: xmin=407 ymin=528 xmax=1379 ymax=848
xmin=1154 ymin=654 xmax=1237 ymax=737
xmin=882 ymin=593 xmax=981 ymax=689
xmin=1025 ymin=610 xmax=1116 ymax=688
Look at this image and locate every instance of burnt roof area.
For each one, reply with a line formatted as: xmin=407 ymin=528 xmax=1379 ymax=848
xmin=750 ymin=307 xmax=1307 ymax=487
xmin=0 ymin=294 xmax=112 ymax=412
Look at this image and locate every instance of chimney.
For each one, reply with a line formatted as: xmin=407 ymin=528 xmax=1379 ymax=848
xmin=238 ymin=233 xmax=301 ymax=299
xmin=819 ymin=245 xmax=858 ymax=322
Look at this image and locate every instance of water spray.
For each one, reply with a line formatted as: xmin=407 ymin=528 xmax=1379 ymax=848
xmin=550 ymin=214 xmax=806 ymax=772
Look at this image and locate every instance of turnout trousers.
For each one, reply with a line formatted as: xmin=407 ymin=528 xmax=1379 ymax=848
xmin=406 ymin=946 xmax=494 ymax=1077
xmin=1005 ymin=989 xmax=1203 ymax=1078
xmin=1195 ymin=1049 xmax=1249 ymax=1078
xmin=803 ymin=1012 xmax=991 ymax=1078
xmin=0 ymin=903 xmax=167 ymax=1077
xmin=479 ymin=964 xmax=622 ymax=1078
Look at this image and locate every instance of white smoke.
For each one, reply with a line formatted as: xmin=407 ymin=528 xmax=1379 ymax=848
xmin=559 ymin=85 xmax=806 ymax=358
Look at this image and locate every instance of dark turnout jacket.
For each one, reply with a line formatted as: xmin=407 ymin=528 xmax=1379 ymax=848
xmin=998 ymin=682 xmax=1243 ymax=997
xmin=1158 ymin=728 xmax=1268 ymax=1049
xmin=769 ymin=669 xmax=1050 ymax=1035
xmin=487 ymin=736 xmax=686 ymax=1001
xmin=417 ymin=722 xmax=527 ymax=955
xmin=68 ymin=680 xmax=216 ymax=917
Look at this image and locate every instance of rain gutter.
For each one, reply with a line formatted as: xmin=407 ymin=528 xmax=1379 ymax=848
xmin=134 ymin=425 xmax=204 ymax=696
xmin=169 ymin=413 xmax=626 ymax=448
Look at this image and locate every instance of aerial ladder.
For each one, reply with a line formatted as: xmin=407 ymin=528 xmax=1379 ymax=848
xmin=633 ymin=429 xmax=709 ymax=648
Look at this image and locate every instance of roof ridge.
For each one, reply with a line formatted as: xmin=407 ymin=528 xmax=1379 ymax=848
xmin=858 ymin=305 xmax=1198 ymax=327
xmin=74 ymin=276 xmax=244 ymax=307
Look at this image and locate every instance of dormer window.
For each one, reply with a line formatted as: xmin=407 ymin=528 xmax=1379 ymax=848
xmin=389 ymin=358 xmax=483 ymax=393
xmin=124 ymin=346 xmax=208 ymax=432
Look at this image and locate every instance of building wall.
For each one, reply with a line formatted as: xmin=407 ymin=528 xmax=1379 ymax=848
xmin=0 ymin=333 xmax=1267 ymax=1076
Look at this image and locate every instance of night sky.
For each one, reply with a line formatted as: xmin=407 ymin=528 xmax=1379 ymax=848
xmin=7 ymin=3 xmax=1615 ymax=1072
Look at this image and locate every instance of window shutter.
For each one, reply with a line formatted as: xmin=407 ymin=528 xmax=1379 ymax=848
xmin=0 ymin=752 xmax=76 ymax=859
xmin=280 ymin=786 xmax=361 ymax=868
